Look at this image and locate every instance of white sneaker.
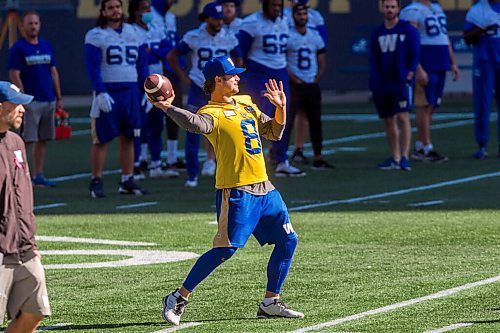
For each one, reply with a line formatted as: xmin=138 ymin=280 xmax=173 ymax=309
xmin=162 ymin=290 xmax=189 ymax=326
xmin=256 ymin=299 xmax=304 ymax=319
xmin=275 ymin=160 xmax=306 ymax=177
xmin=150 ymin=167 xmax=179 ymax=179
xmin=201 ymin=159 xmax=216 ymax=176
xmin=184 ymin=177 xmax=198 ymax=187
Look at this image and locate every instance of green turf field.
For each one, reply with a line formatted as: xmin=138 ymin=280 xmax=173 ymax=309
xmin=3 ymin=98 xmax=500 ymax=332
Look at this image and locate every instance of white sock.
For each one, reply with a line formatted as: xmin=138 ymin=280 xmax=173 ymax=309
xmin=121 ymin=174 xmax=132 ymax=182
xmin=423 ymin=144 xmax=434 ymax=154
xmin=415 ymin=141 xmax=424 ymax=151
xmin=140 ymin=144 xmax=148 ymax=162
xmin=150 ymin=160 xmax=161 ymax=169
xmin=262 ymin=297 xmax=279 ymax=306
xmin=167 ymin=140 xmax=178 ymax=164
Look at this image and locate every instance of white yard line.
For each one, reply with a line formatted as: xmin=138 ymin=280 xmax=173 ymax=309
xmin=36 ymin=323 xmax=72 ymax=331
xmin=288 ymin=275 xmax=500 ymax=333
xmin=34 ymin=203 xmax=67 ymax=210
xmin=423 ymin=323 xmax=474 ymax=333
xmin=36 ymin=236 xmax=156 ymax=246
xmin=289 ymin=171 xmax=500 ymax=211
xmin=408 ymin=200 xmax=445 ymax=207
xmin=151 ymin=322 xmax=203 ymax=333
xmin=116 ymin=201 xmax=159 ymax=209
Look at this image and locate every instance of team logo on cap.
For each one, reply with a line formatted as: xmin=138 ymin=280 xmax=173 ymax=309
xmin=10 ymin=84 xmax=20 ymax=92
xmin=216 ymin=5 xmax=222 ymax=13
xmin=227 ymin=58 xmax=234 ymax=66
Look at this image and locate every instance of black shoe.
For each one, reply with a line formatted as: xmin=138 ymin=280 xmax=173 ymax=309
xmin=291 ymin=148 xmax=309 ymax=165
xmin=163 ymin=158 xmax=186 ymax=172
xmin=133 ymin=166 xmax=146 ymax=181
xmin=425 ymin=150 xmax=449 ymax=163
xmin=411 ymin=149 xmax=426 ymax=161
xmin=89 ymin=177 xmax=106 ymax=198
xmin=118 ymin=177 xmax=148 ymax=195
xmin=138 ymin=159 xmax=149 ymax=172
xmin=312 ymin=159 xmax=335 ymax=170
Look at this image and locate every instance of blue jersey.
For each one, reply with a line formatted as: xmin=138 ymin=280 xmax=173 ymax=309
xmin=238 ymin=12 xmax=289 ymax=70
xmin=286 ymin=28 xmax=325 ymax=83
xmin=465 ymin=0 xmax=500 ymax=62
xmin=400 ymin=1 xmax=450 ymax=71
xmin=7 ymin=37 xmax=56 ymax=102
xmin=369 ymin=20 xmax=420 ymax=94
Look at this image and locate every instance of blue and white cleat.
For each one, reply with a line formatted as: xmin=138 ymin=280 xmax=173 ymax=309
xmin=257 ymin=299 xmax=304 ymax=319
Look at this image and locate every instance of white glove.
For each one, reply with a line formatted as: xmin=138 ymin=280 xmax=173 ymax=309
xmin=141 ymin=94 xmax=153 ymax=113
xmin=96 ymin=92 xmax=115 ymax=112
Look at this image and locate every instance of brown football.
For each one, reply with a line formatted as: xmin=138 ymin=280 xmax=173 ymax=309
xmin=144 ymin=74 xmax=173 ymax=102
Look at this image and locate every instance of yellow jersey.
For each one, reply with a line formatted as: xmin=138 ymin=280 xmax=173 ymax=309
xmin=198 ymin=95 xmax=269 ymax=189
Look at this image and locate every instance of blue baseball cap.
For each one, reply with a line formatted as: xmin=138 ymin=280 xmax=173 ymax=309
xmin=292 ymin=0 xmax=309 ymax=4
xmin=216 ymin=0 xmax=241 ymax=6
xmin=198 ymin=2 xmax=223 ymax=21
xmin=203 ymin=56 xmax=245 ymax=80
xmin=0 ymin=82 xmax=33 ymax=105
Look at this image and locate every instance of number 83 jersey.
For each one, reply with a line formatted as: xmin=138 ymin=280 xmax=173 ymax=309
xmin=198 ymin=95 xmax=269 ymax=189
xmin=84 ymin=23 xmax=144 ymax=83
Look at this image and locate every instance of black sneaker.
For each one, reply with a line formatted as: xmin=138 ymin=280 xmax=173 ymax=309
xmin=411 ymin=149 xmax=426 ymax=161
xmin=89 ymin=177 xmax=106 ymax=198
xmin=138 ymin=159 xmax=149 ymax=172
xmin=312 ymin=159 xmax=335 ymax=170
xmin=425 ymin=150 xmax=449 ymax=163
xmin=118 ymin=177 xmax=148 ymax=195
xmin=133 ymin=166 xmax=146 ymax=181
xmin=163 ymin=158 xmax=186 ymax=172
xmin=291 ymin=148 xmax=309 ymax=165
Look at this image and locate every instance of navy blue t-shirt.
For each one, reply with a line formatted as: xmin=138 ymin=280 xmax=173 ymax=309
xmin=369 ymin=20 xmax=420 ymax=94
xmin=7 ymin=37 xmax=56 ymax=102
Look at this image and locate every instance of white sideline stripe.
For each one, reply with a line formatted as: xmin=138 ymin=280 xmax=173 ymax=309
xmin=116 ymin=201 xmax=158 ymax=209
xmin=52 ymin=119 xmax=473 ymax=183
xmin=36 ymin=323 xmax=72 ymax=331
xmin=34 ymin=203 xmax=67 ymax=210
xmin=36 ymin=235 xmax=157 ymax=246
xmin=288 ymin=275 xmax=500 ymax=333
xmin=409 ymin=200 xmax=445 ymax=207
xmin=290 ymin=171 xmax=500 ymax=211
xmin=423 ymin=323 xmax=474 ymax=333
xmin=151 ymin=322 xmax=203 ymax=332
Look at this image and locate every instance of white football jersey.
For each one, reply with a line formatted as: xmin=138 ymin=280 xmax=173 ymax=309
xmin=132 ymin=23 xmax=166 ymax=74
xmin=400 ymin=2 xmax=449 ymax=46
xmin=283 ymin=7 xmax=325 ymax=29
xmin=180 ymin=27 xmax=239 ymax=88
xmin=239 ymin=12 xmax=289 ymax=69
xmin=84 ymin=23 xmax=144 ymax=83
xmin=287 ymin=28 xmax=324 ymax=83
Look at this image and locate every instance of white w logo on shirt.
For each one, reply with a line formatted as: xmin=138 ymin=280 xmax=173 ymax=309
xmin=378 ymin=34 xmax=399 ymax=53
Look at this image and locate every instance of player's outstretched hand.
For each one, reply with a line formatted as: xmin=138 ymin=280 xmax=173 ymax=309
xmin=147 ymin=91 xmax=176 ymax=111
xmin=264 ymin=79 xmax=286 ymax=109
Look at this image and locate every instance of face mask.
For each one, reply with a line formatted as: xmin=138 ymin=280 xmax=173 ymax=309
xmin=142 ymin=12 xmax=154 ymax=24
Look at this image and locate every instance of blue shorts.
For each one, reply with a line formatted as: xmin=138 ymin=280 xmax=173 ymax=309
xmin=214 ymin=188 xmax=297 ymax=248
xmin=415 ymin=71 xmax=446 ymax=108
xmin=373 ymin=85 xmax=413 ymax=119
xmin=92 ymin=83 xmax=141 ymax=144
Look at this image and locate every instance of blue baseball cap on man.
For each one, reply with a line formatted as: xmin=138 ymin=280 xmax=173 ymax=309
xmin=216 ymin=0 xmax=241 ymax=6
xmin=203 ymin=56 xmax=246 ymax=80
xmin=0 ymin=82 xmax=33 ymax=105
xmin=198 ymin=2 xmax=224 ymax=21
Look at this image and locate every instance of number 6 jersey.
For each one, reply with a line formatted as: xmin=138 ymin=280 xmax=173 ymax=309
xmin=400 ymin=1 xmax=451 ymax=71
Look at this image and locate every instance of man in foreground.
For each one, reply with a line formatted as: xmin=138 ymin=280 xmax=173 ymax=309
xmin=0 ymin=81 xmax=51 ymax=332
xmin=149 ymin=56 xmax=304 ymax=325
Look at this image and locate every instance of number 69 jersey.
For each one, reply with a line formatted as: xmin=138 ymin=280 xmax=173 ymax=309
xmin=400 ymin=2 xmax=450 ymax=71
xmin=286 ymin=28 xmax=325 ymax=84
xmin=84 ymin=23 xmax=144 ymax=84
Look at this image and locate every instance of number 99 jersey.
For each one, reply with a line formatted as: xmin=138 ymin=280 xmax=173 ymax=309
xmin=286 ymin=28 xmax=325 ymax=84
xmin=239 ymin=12 xmax=289 ymax=70
xmin=84 ymin=23 xmax=144 ymax=83
xmin=399 ymin=2 xmax=449 ymax=46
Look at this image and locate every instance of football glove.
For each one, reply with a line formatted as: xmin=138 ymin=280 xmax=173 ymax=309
xmin=96 ymin=92 xmax=115 ymax=113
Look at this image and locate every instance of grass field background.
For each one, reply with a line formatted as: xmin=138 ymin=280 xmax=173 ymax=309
xmin=2 ymin=97 xmax=500 ymax=332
